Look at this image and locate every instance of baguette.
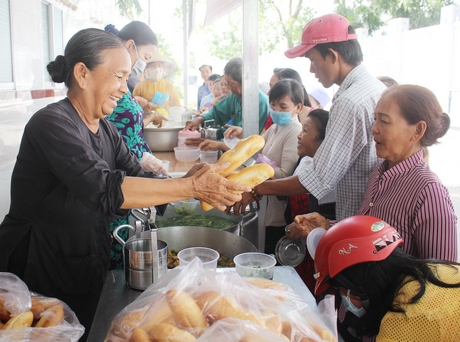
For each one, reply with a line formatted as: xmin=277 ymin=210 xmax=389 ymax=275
xmin=120 ymin=307 xmax=149 ymax=332
xmin=35 ymin=304 xmax=64 ymax=328
xmin=201 ymin=163 xmax=274 ymax=211
xmin=308 ymin=323 xmax=337 ymax=342
xmin=3 ymin=311 xmax=33 ymax=330
xmin=225 ymin=164 xmax=275 ymax=191
xmin=165 ymin=290 xmax=207 ymax=330
xmin=245 ymin=278 xmax=286 ymax=291
xmin=195 ymin=291 xmax=260 ymax=326
xmin=30 ymin=297 xmax=45 ymax=320
xmin=148 ymin=323 xmax=196 ymax=342
xmin=138 ymin=298 xmax=174 ymax=333
xmin=200 ymin=135 xmax=265 ymax=211
xmin=129 ymin=328 xmax=152 ymax=342
xmin=0 ymin=299 xmax=10 ymax=321
xmin=216 ymin=135 xmax=265 ymax=177
xmin=36 ymin=297 xmax=60 ymax=310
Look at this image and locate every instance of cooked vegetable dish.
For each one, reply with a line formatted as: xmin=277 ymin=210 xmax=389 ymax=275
xmin=156 ymin=215 xmax=236 ymax=230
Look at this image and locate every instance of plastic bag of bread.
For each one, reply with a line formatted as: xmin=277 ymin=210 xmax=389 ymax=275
xmin=0 ymin=272 xmax=84 ymax=341
xmin=105 ymin=258 xmax=337 ymax=342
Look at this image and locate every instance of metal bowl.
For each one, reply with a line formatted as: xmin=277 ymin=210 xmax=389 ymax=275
xmin=157 ymin=226 xmax=257 ymax=258
xmin=144 ymin=124 xmax=184 ymax=152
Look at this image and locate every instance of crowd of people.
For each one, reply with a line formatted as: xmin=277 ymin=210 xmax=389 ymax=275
xmin=0 ymin=11 xmax=458 ymax=342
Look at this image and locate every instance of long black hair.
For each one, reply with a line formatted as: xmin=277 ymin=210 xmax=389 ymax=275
xmin=273 ymin=68 xmax=311 ymax=107
xmin=335 ymin=248 xmax=460 ymax=336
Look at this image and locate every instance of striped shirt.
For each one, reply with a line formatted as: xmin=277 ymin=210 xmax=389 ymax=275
xmin=357 ymin=150 xmax=458 ymax=261
xmin=298 ymin=64 xmax=385 ymax=220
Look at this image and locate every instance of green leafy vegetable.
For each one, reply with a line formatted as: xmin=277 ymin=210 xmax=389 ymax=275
xmin=156 ymin=215 xmax=236 ymax=230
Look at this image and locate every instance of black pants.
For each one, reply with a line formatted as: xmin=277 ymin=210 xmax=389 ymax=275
xmin=264 ymin=225 xmax=287 ymax=255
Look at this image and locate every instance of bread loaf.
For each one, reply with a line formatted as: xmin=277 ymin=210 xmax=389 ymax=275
xmin=225 ymin=164 xmax=274 ymax=191
xmin=0 ymin=299 xmax=10 ymax=321
xmin=120 ymin=307 xmax=149 ymax=332
xmin=245 ymin=278 xmax=286 ymax=291
xmin=129 ymin=328 xmax=152 ymax=342
xmin=138 ymin=297 xmax=174 ymax=333
xmin=200 ymin=135 xmax=266 ymax=211
xmin=34 ymin=304 xmax=64 ymax=328
xmin=216 ymin=135 xmax=265 ymax=177
xmin=148 ymin=323 xmax=196 ymax=342
xmin=165 ymin=290 xmax=207 ymax=330
xmin=308 ymin=323 xmax=338 ymax=342
xmin=201 ymin=163 xmax=274 ymax=211
xmin=3 ymin=311 xmax=33 ymax=330
xmin=30 ymin=298 xmax=45 ymax=320
xmin=195 ymin=291 xmax=261 ymax=327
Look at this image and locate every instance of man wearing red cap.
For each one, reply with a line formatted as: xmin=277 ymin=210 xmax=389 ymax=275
xmin=247 ymin=13 xmax=385 ymax=221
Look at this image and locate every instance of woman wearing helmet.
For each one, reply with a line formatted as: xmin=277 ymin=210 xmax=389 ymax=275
xmin=312 ymin=215 xmax=460 ymax=341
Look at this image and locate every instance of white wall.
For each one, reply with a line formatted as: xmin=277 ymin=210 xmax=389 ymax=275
xmin=0 ymin=97 xmax=63 ymax=219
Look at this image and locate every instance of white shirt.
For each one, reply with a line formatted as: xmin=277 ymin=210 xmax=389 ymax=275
xmin=261 ymin=119 xmax=302 ymax=227
xmin=295 ymin=157 xmax=336 ymax=205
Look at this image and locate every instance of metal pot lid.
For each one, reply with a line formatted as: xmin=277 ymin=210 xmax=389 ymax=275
xmin=275 ymin=236 xmax=306 ymax=267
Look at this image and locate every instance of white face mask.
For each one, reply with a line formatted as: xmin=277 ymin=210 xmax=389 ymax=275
xmin=131 ymin=43 xmax=146 ymax=79
xmin=145 ymin=67 xmax=164 ymax=82
xmin=341 ymin=290 xmax=366 ymax=318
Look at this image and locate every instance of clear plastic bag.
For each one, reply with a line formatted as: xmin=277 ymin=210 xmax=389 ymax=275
xmin=105 ymin=259 xmax=337 ymax=342
xmin=0 ymin=272 xmax=84 ymax=342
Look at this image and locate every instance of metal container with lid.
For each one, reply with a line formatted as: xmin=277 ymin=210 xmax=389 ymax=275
xmin=275 ymin=237 xmax=306 ymax=267
xmin=201 ymin=126 xmax=223 ymax=140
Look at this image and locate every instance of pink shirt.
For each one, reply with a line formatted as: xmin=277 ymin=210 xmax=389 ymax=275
xmin=357 ymin=150 xmax=457 ymax=261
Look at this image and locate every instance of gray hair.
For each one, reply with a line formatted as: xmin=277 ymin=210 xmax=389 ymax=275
xmin=224 ymin=57 xmax=242 ymax=84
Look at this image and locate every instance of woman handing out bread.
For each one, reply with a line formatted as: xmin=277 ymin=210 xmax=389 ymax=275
xmin=0 ymin=28 xmax=249 ymax=341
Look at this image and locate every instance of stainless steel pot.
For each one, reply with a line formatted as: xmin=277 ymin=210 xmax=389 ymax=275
xmin=156 ymin=203 xmax=258 ymax=236
xmin=201 ymin=126 xmax=223 ymax=140
xmin=113 ymin=225 xmax=168 ymax=290
xmin=144 ymin=125 xmax=184 ymax=152
xmin=156 ymin=226 xmax=257 ymax=258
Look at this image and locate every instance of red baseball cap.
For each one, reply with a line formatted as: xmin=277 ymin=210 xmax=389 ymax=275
xmin=285 ymin=13 xmax=358 ymax=59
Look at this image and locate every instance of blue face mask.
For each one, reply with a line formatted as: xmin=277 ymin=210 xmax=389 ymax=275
xmin=269 ymin=108 xmax=293 ymax=126
xmin=341 ymin=291 xmax=366 ymax=318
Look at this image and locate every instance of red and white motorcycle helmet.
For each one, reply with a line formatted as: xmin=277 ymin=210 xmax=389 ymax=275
xmin=313 ymin=215 xmax=403 ymax=295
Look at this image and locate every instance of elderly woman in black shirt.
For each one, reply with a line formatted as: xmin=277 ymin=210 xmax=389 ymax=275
xmin=0 ymin=28 xmax=249 ymax=340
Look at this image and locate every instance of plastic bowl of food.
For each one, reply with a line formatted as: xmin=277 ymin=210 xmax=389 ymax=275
xmin=178 ymin=247 xmax=219 ymax=270
xmin=172 ymin=199 xmax=199 ymax=216
xmin=200 ymin=150 xmax=219 ymax=163
xmin=234 ymin=252 xmax=276 ymax=280
xmin=174 ymin=147 xmax=200 ymax=162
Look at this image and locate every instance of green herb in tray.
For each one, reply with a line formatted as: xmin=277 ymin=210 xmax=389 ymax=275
xmin=156 ymin=215 xmax=235 ymax=230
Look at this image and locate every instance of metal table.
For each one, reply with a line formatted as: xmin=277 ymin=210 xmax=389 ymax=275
xmin=87 ymin=267 xmax=317 ymax=341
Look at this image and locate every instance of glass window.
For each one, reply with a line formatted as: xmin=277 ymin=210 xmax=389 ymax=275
xmin=53 ymin=7 xmax=63 ymax=56
xmin=0 ymin=0 xmax=13 ymax=83
xmin=41 ymin=2 xmax=51 ymax=82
